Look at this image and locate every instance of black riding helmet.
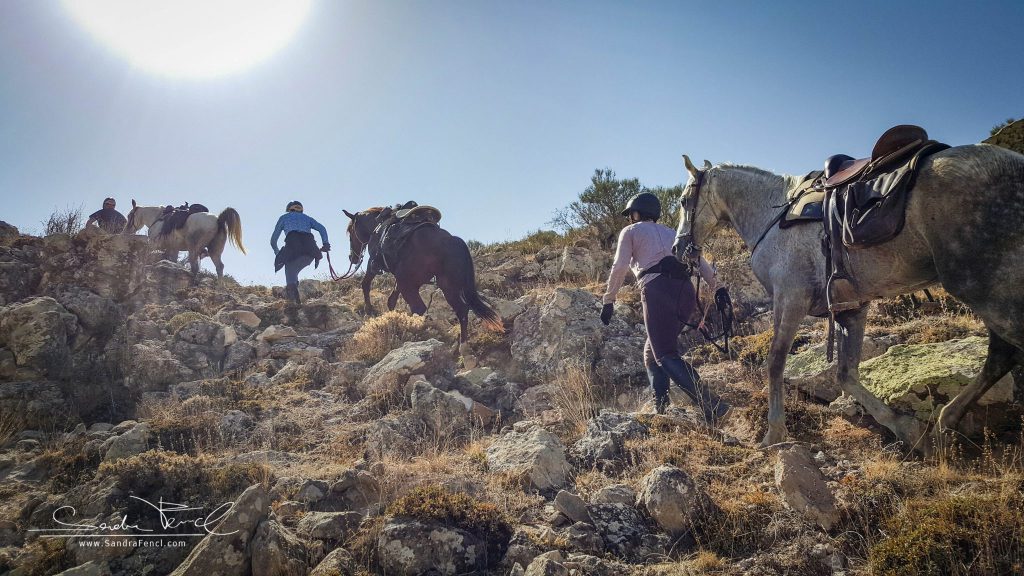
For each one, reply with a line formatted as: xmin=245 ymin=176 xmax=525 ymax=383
xmin=621 ymin=192 xmax=661 ymax=221
xmin=286 ymin=200 xmax=303 ymax=213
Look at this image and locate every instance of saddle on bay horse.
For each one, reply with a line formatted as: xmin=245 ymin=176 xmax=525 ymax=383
xmin=372 ymin=201 xmax=443 ymax=272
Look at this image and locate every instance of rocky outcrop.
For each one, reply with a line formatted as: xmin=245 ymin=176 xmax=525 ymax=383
xmin=377 ymin=518 xmax=488 ymax=575
xmin=860 ymin=336 xmax=1016 ymax=432
xmin=251 ymin=519 xmax=310 ymax=576
xmin=774 ymin=445 xmax=839 ymax=530
xmin=169 ymin=484 xmax=269 ymax=576
xmin=511 ymin=288 xmax=637 ymax=382
xmin=0 ymin=297 xmax=77 ymax=380
xmin=784 ymin=336 xmax=893 ymax=402
xmin=358 ymin=339 xmax=452 ymax=397
xmin=0 ymin=380 xmax=72 ymax=430
xmin=572 ymin=411 xmax=647 ymax=469
xmin=486 ymin=422 xmax=568 ymax=491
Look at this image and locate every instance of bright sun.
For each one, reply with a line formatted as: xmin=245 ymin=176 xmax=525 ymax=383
xmin=62 ymin=0 xmax=313 ymax=79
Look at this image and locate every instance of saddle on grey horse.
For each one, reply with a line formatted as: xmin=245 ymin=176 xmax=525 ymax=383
xmin=821 ymin=125 xmax=949 ymax=311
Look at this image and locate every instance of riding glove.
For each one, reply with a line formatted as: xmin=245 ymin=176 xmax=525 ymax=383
xmin=321 ymin=243 xmax=331 ymax=252
xmin=600 ymin=303 xmax=614 ymax=325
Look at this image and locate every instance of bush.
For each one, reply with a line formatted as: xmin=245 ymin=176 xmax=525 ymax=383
xmin=388 ymin=486 xmax=513 ymax=566
xmin=347 ymin=311 xmax=445 ymax=363
xmin=42 ymin=205 xmax=84 ymax=236
xmin=869 ymin=493 xmax=1024 ymax=575
xmin=167 ymin=311 xmax=211 ymax=334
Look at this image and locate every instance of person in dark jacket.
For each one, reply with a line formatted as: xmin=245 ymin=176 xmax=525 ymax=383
xmin=600 ymin=192 xmax=731 ymax=425
xmin=271 ymin=201 xmax=330 ymax=303
xmin=86 ymin=198 xmax=127 ymax=234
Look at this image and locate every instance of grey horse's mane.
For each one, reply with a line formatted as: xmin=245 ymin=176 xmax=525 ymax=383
xmin=712 ymin=163 xmax=804 ymax=201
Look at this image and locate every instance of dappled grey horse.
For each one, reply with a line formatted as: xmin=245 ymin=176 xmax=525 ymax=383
xmin=672 ymin=145 xmax=1024 ymax=452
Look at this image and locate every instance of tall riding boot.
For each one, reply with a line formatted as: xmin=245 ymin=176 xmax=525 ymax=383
xmin=659 ymin=356 xmax=730 ymax=426
xmin=646 ymin=360 xmax=670 ymax=415
xmin=285 ymin=283 xmax=300 ymax=304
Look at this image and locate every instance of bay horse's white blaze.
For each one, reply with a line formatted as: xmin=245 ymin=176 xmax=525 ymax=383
xmin=673 ymin=145 xmax=1024 ymax=453
xmin=123 ymin=201 xmax=246 ymax=281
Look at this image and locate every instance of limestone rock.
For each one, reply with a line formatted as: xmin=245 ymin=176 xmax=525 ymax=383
xmin=251 ymin=519 xmax=310 ymax=576
xmin=785 ymin=337 xmax=893 ymax=402
xmin=296 ymin=511 xmax=362 ymax=542
xmin=553 ymin=490 xmax=592 ymax=525
xmin=295 ymin=479 xmax=330 ymax=503
xmin=774 ymin=445 xmax=839 ymax=530
xmin=410 ymin=380 xmax=471 ymax=439
xmin=170 ymin=484 xmax=269 ymax=576
xmin=358 ymin=339 xmax=452 ymax=397
xmin=524 ymin=552 xmax=569 ymax=576
xmin=328 ymin=469 xmax=382 ymax=513
xmin=308 ymin=547 xmax=357 ymax=576
xmin=54 ymin=561 xmax=112 ymax=576
xmin=572 ymin=410 xmax=647 ymax=469
xmin=377 ymin=518 xmax=487 ymax=575
xmin=101 ymin=422 xmax=150 ymax=462
xmin=0 ymin=381 xmax=72 ymax=430
xmin=587 ymin=502 xmax=659 ymax=561
xmin=590 ymin=484 xmax=636 ymax=506
xmin=486 ymin=422 xmax=568 ymax=491
xmin=0 ymin=297 xmax=77 ymax=379
xmin=860 ymin=336 xmax=1015 ymax=432
xmin=636 ymin=465 xmax=715 ymax=537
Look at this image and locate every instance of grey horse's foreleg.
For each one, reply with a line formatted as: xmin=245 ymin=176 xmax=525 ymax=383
xmin=760 ymin=298 xmax=805 ymax=447
xmin=937 ymin=330 xmax=1020 ymax=436
xmin=834 ymin=307 xmax=929 ymax=450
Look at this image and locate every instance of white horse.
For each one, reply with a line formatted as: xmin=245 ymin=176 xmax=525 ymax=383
xmin=673 ymin=145 xmax=1024 ymax=453
xmin=123 ymin=201 xmax=246 ymax=281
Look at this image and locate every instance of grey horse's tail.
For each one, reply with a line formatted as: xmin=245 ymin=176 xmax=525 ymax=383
xmin=217 ymin=208 xmax=246 ymax=254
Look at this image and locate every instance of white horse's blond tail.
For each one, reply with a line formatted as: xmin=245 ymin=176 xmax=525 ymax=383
xmin=217 ymin=208 xmax=246 ymax=254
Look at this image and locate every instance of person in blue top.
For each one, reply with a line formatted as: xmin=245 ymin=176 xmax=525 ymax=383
xmin=271 ymin=200 xmax=330 ymax=303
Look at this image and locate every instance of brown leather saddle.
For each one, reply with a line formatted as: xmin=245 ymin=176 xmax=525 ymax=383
xmin=824 ymin=125 xmax=931 ymax=188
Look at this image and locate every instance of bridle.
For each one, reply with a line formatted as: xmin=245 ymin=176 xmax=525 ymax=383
xmin=675 ymin=168 xmax=706 ymax=258
xmin=329 ymin=216 xmax=370 ymax=281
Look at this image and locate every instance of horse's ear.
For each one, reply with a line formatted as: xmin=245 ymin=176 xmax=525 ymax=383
xmin=682 ymin=155 xmax=698 ymax=177
xmin=131 ymin=199 xmax=137 ymax=208
xmin=703 ymin=160 xmax=712 ymax=170
xmin=342 ymin=209 xmax=356 ymax=220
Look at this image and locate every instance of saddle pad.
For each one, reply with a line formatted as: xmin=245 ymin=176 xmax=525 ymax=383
xmin=395 ymin=205 xmax=442 ymax=223
xmin=780 ymin=188 xmax=826 ymax=228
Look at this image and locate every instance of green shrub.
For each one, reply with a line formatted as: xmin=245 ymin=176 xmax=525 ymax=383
xmin=869 ymin=493 xmax=1024 ymax=575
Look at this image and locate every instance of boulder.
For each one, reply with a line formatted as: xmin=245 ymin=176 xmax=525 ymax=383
xmin=785 ymin=336 xmax=893 ymax=402
xmin=572 ymin=410 xmax=648 ymax=469
xmin=170 ymin=484 xmax=269 ymax=576
xmin=308 ymin=547 xmax=357 ymax=576
xmin=358 ymin=339 xmax=452 ymax=397
xmin=553 ymin=490 xmax=592 ymax=525
xmin=0 ymin=221 xmax=18 ymax=245
xmin=636 ymin=465 xmax=716 ymax=537
xmin=328 ymin=469 xmax=382 ymax=513
xmin=587 ymin=503 xmax=659 ymax=561
xmin=557 ymin=245 xmax=608 ymax=282
xmin=127 ymin=342 xmax=194 ymax=391
xmin=0 ymin=381 xmax=72 ymax=430
xmin=511 ymin=288 xmax=632 ymax=382
xmin=218 ymin=309 xmax=262 ymax=330
xmin=295 ymin=479 xmax=330 ymax=504
xmin=590 ymin=484 xmax=636 ymax=506
xmin=296 ymin=511 xmax=362 ymax=542
xmin=101 ymin=422 xmax=150 ymax=462
xmin=39 ymin=231 xmax=151 ymax=301
xmin=0 ymin=297 xmax=77 ymax=379
xmin=410 ymin=380 xmax=472 ymax=439
xmin=774 ymin=445 xmax=839 ymax=530
xmin=377 ymin=518 xmax=487 ymax=575
xmin=54 ymin=561 xmax=112 ymax=576
xmin=859 ymin=336 xmax=1016 ymax=431
xmin=486 ymin=422 xmax=568 ymax=491
xmin=524 ymin=552 xmax=569 ymax=576
xmin=54 ymin=287 xmax=121 ymax=335
xmin=251 ymin=519 xmax=310 ymax=576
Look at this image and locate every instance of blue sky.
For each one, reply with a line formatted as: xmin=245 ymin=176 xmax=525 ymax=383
xmin=2 ymin=1 xmax=1021 ymax=285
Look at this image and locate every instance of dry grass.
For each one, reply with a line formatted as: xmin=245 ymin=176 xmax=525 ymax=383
xmin=345 ymin=311 xmax=446 ymax=363
xmin=166 ymin=310 xmax=211 ymax=334
xmin=551 ymin=358 xmax=600 ymax=439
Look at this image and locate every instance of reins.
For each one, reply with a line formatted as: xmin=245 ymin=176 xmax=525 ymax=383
xmin=330 ymin=221 xmax=371 ymax=281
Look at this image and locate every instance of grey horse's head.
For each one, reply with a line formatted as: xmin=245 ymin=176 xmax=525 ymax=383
xmin=672 ymin=155 xmax=716 ymax=260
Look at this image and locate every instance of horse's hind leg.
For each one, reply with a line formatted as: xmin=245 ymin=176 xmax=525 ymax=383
xmin=937 ymin=330 xmax=1021 ymax=440
xmin=398 ymin=279 xmax=428 ymax=316
xmin=208 ymin=231 xmax=227 ymax=281
xmin=834 ymin=307 xmax=929 ymax=451
xmin=438 ymin=279 xmax=470 ymax=344
xmin=187 ymin=250 xmax=200 ymax=283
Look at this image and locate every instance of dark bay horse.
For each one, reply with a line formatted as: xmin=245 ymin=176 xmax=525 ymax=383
xmin=672 ymin=146 xmax=1024 ymax=453
xmin=343 ymin=207 xmax=504 ymax=346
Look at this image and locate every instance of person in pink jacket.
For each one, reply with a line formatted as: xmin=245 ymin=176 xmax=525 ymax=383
xmin=600 ymin=192 xmax=730 ymax=423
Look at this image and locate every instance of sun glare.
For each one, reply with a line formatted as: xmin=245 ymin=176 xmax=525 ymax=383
xmin=62 ymin=0 xmax=313 ymax=79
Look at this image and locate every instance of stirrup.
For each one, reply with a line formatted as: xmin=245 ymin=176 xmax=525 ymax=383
xmin=828 ymin=277 xmax=862 ymax=313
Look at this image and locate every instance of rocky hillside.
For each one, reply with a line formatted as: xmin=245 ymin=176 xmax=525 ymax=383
xmin=0 ymin=223 xmax=1021 ymax=576
xmin=985 ymin=118 xmax=1024 ymax=154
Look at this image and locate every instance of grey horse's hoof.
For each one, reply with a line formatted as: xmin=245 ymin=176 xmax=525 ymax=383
xmin=758 ymin=425 xmax=788 ymax=448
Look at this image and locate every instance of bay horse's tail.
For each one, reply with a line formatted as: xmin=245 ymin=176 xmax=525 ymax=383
xmin=452 ymin=236 xmax=504 ymax=333
xmin=217 ymin=208 xmax=246 ymax=254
